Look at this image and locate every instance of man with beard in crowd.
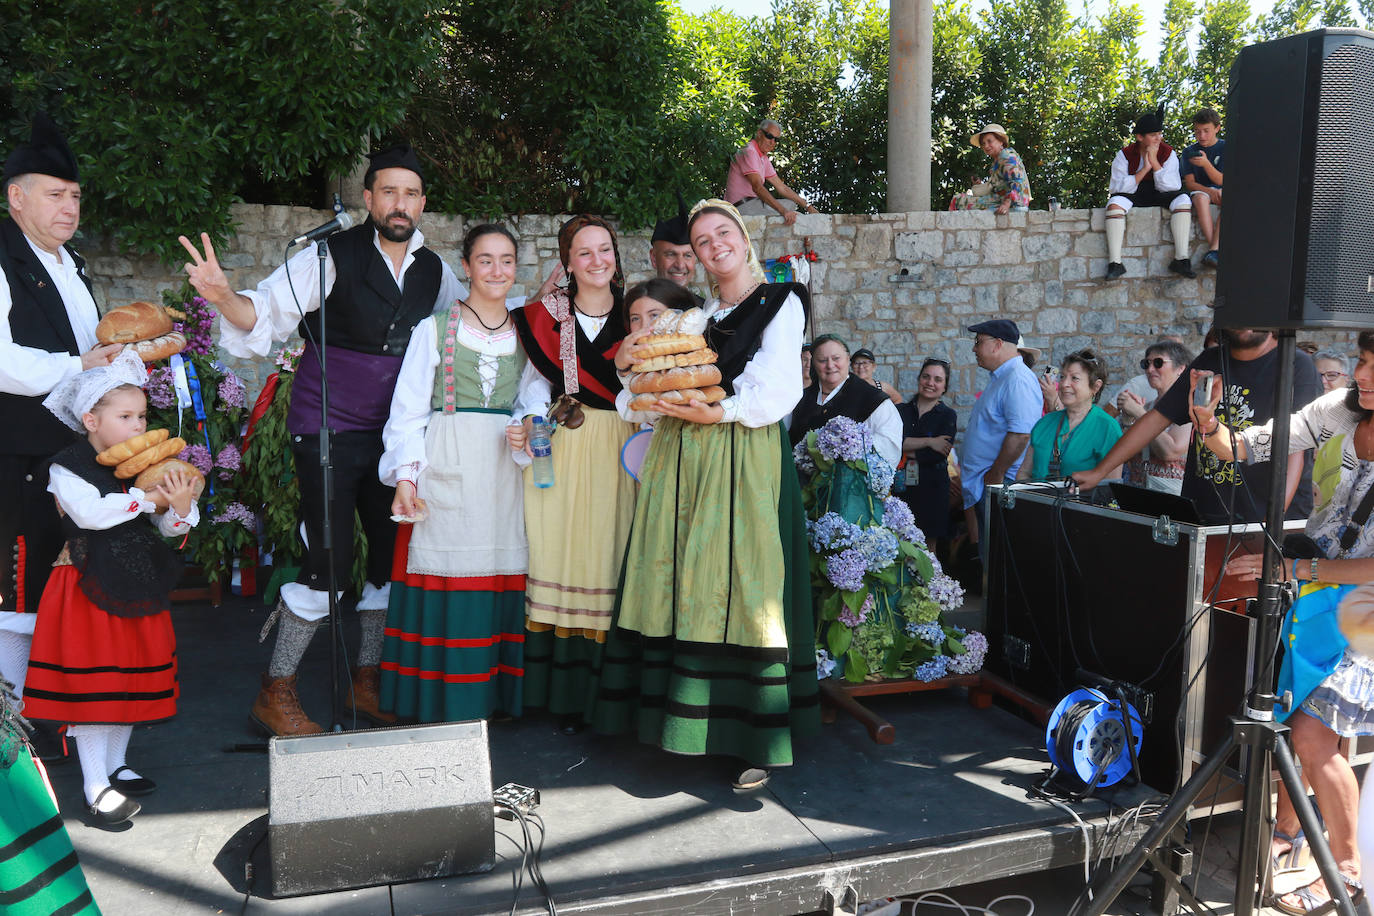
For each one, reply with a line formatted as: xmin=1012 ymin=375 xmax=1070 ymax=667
xmin=178 ymin=145 xmax=467 ymax=736
xmin=1073 ymin=328 xmax=1319 ymax=524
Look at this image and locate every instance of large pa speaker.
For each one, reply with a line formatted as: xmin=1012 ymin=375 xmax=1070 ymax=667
xmin=1213 ymin=28 xmax=1374 ymax=330
xmin=268 ymin=720 xmax=495 ymax=897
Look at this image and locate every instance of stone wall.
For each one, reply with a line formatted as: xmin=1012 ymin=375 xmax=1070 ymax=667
xmin=80 ymin=203 xmax=1353 ymax=421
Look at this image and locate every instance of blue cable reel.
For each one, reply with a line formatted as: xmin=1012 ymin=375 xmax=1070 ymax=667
xmin=1045 ymin=686 xmax=1144 ymax=794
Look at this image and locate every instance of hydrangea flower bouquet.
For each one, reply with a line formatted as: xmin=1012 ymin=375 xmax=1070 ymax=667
xmin=141 ymin=286 xmax=253 ymax=584
xmin=796 ymin=416 xmax=986 ymax=683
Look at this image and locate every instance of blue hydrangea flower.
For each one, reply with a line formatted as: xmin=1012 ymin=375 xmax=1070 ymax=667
xmin=906 ymin=621 xmax=945 ymax=645
xmin=853 ymin=526 xmax=899 ymax=573
xmin=914 ymin=655 xmax=950 ymax=682
xmin=927 ymin=573 xmax=965 ymax=612
xmin=882 ymin=497 xmax=921 ymax=543
xmin=825 ymin=547 xmax=867 ymax=592
xmin=793 ymin=440 xmax=816 ymax=475
xmin=816 ymin=416 xmax=870 ymax=462
xmin=949 ymin=631 xmax=988 ymax=675
xmin=867 ymin=451 xmax=895 ymax=496
xmin=816 ymin=649 xmax=837 ymax=679
xmin=810 ymin=512 xmax=860 ymax=552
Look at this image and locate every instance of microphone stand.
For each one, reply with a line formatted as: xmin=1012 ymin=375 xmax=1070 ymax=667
xmin=316 ymin=234 xmax=344 ymax=733
xmin=1069 ymin=330 xmax=1357 ymax=915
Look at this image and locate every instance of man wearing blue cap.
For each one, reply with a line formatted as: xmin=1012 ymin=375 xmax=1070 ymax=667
xmin=0 ymin=112 xmax=122 ymax=708
xmin=179 ymin=144 xmax=466 ymax=736
xmin=960 ymin=319 xmax=1041 ymax=562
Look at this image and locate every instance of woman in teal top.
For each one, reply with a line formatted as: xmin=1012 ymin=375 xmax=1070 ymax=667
xmin=1019 ymin=350 xmax=1122 ymax=481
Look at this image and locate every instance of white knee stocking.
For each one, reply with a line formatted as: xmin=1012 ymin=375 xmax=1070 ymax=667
xmin=1170 ymin=209 xmax=1192 ymax=260
xmin=71 ymin=724 xmax=114 ymax=807
xmin=1105 ymin=215 xmax=1126 ymax=262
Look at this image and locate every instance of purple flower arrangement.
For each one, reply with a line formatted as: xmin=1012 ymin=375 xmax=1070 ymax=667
xmin=179 ymin=444 xmax=213 ymax=476
xmin=174 ymin=296 xmax=217 ymax=357
xmin=214 ymin=445 xmax=242 ymax=481
xmin=217 ymin=370 xmax=246 ymax=411
xmin=801 ymin=416 xmax=981 ymax=683
xmin=815 ymin=416 xmax=870 ymax=463
xmin=211 ymin=501 xmax=257 ymax=530
xmin=145 ymin=366 xmax=177 ymax=409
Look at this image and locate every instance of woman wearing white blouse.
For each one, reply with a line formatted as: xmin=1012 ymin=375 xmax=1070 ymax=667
xmin=593 ymin=199 xmax=819 ymax=790
xmin=789 ymin=335 xmax=904 ymax=467
xmin=377 ymin=224 xmax=530 ymax=724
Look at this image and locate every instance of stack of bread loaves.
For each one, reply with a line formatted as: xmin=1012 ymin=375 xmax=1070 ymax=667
xmin=95 ymin=301 xmax=187 ymax=362
xmin=626 ymin=308 xmax=726 ymax=411
xmin=96 ymin=429 xmax=205 ymax=509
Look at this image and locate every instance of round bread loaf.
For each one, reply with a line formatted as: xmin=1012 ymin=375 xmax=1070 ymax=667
xmin=133 ymin=458 xmax=206 ymax=510
xmin=632 ymin=348 xmax=719 ymax=374
xmin=628 ymin=385 xmax=726 ymax=411
xmin=97 ymin=428 xmax=170 ymax=466
xmin=634 ymin=333 xmax=705 ymax=359
xmin=115 ymin=436 xmax=187 ymax=480
xmin=96 ymin=301 xmax=174 ymax=345
xmin=628 ymin=365 xmax=722 ymax=394
xmin=132 ymin=331 xmax=187 ymax=363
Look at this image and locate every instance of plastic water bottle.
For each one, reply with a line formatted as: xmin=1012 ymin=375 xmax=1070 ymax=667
xmin=530 ymin=417 xmax=555 ymax=489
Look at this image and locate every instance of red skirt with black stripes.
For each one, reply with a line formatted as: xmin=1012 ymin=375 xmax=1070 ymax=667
xmin=23 ymin=566 xmax=178 ymax=725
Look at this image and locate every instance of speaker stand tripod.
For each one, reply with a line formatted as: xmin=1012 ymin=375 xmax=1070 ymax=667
xmin=1068 ymin=332 xmax=1361 ymax=916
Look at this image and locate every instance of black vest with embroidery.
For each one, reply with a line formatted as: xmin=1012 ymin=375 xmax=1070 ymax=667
xmin=0 ymin=218 xmax=90 ymax=456
xmin=788 ymin=374 xmax=889 ymax=447
xmin=52 ymin=439 xmax=182 ymax=618
xmin=706 ymin=281 xmax=809 ymax=395
xmin=296 ymin=223 xmax=442 ymax=356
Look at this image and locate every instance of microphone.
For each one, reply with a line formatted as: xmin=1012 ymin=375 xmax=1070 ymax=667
xmin=290 ymin=210 xmax=354 ymax=247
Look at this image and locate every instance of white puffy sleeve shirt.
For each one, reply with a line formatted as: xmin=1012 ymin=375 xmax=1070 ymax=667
xmin=48 ymin=464 xmax=201 ymax=535
xmin=0 ymin=243 xmax=99 ymax=397
xmin=708 ymin=291 xmax=805 ymax=428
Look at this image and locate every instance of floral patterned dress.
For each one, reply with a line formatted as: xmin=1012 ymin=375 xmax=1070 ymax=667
xmin=952 ymin=147 xmax=1033 ymax=211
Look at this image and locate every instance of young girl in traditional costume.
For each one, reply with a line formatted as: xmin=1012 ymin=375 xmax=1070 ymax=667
xmin=378 ymin=224 xmax=529 ymax=722
xmin=25 ymin=349 xmax=199 ymax=826
xmin=594 ymin=199 xmax=819 ymax=789
xmin=512 ymin=216 xmax=637 ymax=730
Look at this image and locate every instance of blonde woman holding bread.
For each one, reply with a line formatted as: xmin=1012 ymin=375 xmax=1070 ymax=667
xmin=593 ymin=199 xmax=819 ymax=790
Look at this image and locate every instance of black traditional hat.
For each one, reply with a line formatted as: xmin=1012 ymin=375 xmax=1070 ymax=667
xmin=1133 ymin=105 xmax=1166 ymax=136
xmin=650 ymin=193 xmax=691 ymax=246
xmin=2 ymin=111 xmax=79 ymax=184
xmin=364 ymin=143 xmax=424 ymax=185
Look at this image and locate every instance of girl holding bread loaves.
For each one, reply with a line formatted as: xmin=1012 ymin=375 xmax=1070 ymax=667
xmin=375 ymin=224 xmax=530 ymax=723
xmin=1192 ymin=333 xmax=1374 ymax=911
xmin=23 ymin=349 xmax=200 ymax=827
xmin=510 ymin=215 xmax=638 ymax=731
xmin=592 ymin=199 xmax=819 ymax=789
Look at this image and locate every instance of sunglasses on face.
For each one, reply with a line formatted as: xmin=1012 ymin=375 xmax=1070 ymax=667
xmin=762 ymin=131 xmax=780 ymax=142
xmin=1140 ymin=357 xmax=1172 ymax=370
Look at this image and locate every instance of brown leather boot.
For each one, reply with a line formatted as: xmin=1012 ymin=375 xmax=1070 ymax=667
xmin=346 ymin=665 xmax=397 ymax=725
xmin=250 ymin=673 xmax=323 ymax=737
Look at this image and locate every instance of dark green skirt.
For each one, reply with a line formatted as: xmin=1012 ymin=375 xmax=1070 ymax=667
xmin=1 ymin=747 xmax=99 ymax=915
xmin=521 ymin=627 xmax=605 ymax=718
xmin=592 ymin=421 xmax=819 ymax=767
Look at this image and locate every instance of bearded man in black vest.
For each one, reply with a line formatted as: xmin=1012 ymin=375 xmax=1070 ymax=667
xmin=0 ymin=112 xmax=122 ymax=704
xmin=179 ymin=145 xmax=466 ymax=736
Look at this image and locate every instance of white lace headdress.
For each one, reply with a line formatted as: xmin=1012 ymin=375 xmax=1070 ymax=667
xmin=43 ymin=347 xmax=148 ymax=430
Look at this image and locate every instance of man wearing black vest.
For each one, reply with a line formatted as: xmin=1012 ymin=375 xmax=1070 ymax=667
xmin=0 ymin=112 xmax=122 ymax=705
xmin=179 ymin=145 xmax=464 ymax=736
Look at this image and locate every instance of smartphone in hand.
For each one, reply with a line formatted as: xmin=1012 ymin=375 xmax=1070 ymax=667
xmin=1193 ymin=372 xmax=1215 ymax=407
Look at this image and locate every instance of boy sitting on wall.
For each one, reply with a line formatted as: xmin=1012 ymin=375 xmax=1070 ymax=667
xmin=1182 ymin=108 xmax=1224 ymax=269
xmin=1104 ymin=106 xmax=1195 ymax=281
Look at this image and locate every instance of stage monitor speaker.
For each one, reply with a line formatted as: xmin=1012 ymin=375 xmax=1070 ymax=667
xmin=268 ymin=720 xmax=494 ymax=897
xmin=1212 ymin=28 xmax=1374 ymax=330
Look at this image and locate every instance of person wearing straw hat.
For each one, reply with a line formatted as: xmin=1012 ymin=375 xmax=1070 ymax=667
xmin=950 ymin=123 xmax=1032 ymax=215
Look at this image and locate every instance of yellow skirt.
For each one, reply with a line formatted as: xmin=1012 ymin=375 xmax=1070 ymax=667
xmin=523 ymin=406 xmax=637 ymax=639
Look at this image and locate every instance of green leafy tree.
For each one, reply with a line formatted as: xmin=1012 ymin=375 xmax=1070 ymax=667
xmin=1 ymin=2 xmax=441 ymax=261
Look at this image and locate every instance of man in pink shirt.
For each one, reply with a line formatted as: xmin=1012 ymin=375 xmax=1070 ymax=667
xmin=724 ymin=119 xmax=818 ymax=226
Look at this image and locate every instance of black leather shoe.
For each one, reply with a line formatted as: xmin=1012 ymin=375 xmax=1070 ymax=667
xmin=1104 ymin=262 xmax=1126 ymax=280
xmin=109 ymin=765 xmax=156 ymax=796
xmin=1168 ymin=257 xmax=1196 ymax=278
xmin=89 ymin=786 xmax=140 ymax=826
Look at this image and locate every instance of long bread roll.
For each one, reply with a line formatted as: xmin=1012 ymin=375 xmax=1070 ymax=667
xmin=97 ymin=429 xmax=170 ymax=466
xmin=115 ymin=436 xmax=187 ymax=479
